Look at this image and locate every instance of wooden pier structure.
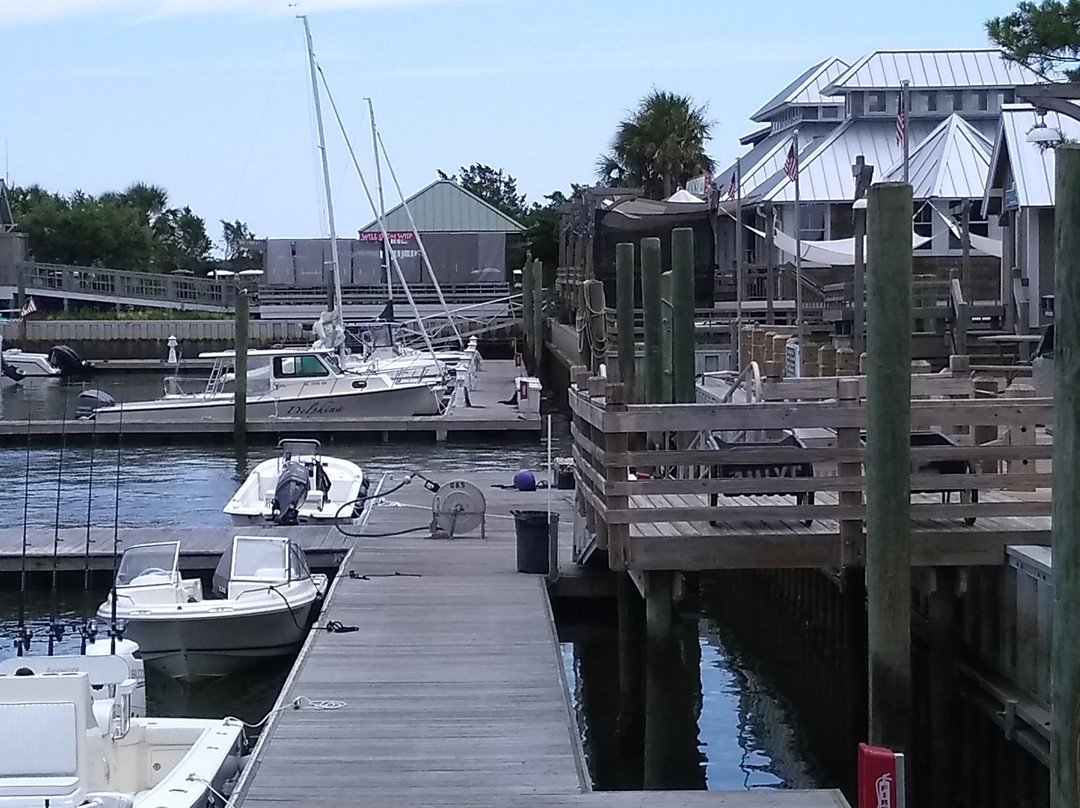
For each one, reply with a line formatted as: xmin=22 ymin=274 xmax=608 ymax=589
xmin=227 ymin=471 xmax=847 ymax=808
xmin=569 ymin=366 xmax=1051 ymax=574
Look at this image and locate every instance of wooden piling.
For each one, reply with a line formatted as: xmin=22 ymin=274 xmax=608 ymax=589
xmin=1052 ymin=143 xmax=1080 ymax=808
xmin=661 ymin=271 xmax=674 ymax=404
xmin=641 ymin=237 xmax=664 ymax=405
xmin=522 ymin=259 xmax=534 ymax=357
xmin=616 ymin=243 xmax=637 ymax=396
xmin=532 ymin=259 xmax=544 ymax=372
xmin=865 ymin=181 xmax=913 ymax=753
xmin=233 ymin=289 xmax=249 ymax=442
xmin=671 ymin=228 xmax=696 ymax=404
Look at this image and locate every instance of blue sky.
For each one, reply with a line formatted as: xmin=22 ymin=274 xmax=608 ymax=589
xmin=3 ymin=0 xmax=1021 ymax=251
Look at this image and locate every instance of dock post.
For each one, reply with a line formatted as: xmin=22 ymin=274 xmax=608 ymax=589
xmin=1052 ymin=143 xmax=1080 ymax=808
xmin=532 ymin=259 xmax=544 ymax=372
xmin=233 ymin=288 xmax=249 ymax=442
xmin=641 ymin=237 xmax=664 ymax=405
xmin=616 ymin=243 xmax=637 ymax=397
xmin=865 ymin=181 xmax=913 ymax=754
xmin=661 ymin=271 xmax=673 ymax=404
xmin=671 ymin=228 xmax=695 ymax=404
xmin=522 ymin=259 xmax=534 ymax=364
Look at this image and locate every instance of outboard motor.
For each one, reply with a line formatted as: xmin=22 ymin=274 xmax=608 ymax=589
xmin=272 ymin=461 xmax=311 ymax=526
xmin=0 ymin=360 xmax=23 ymax=383
xmin=49 ymin=344 xmax=93 ymax=378
xmin=75 ymin=389 xmax=116 ymax=419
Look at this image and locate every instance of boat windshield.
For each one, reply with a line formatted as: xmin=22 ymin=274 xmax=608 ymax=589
xmin=231 ymin=537 xmax=289 ymax=582
xmin=116 ymin=542 xmax=180 ymax=586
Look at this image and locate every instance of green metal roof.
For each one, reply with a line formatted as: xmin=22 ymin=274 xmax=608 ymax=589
xmin=360 ymin=179 xmax=525 ymax=234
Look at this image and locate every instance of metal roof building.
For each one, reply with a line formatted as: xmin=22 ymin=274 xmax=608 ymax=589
xmin=823 ymin=49 xmax=1045 ymax=92
xmin=360 ymin=179 xmax=525 ymax=235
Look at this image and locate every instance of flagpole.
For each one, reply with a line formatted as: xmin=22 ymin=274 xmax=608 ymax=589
xmin=901 ymin=79 xmax=910 ymax=185
xmin=734 ymin=157 xmax=743 ymax=369
xmin=793 ymin=128 xmax=803 ymax=371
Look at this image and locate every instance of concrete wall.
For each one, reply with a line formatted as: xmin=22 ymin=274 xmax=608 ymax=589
xmin=0 ymin=319 xmax=306 ymax=359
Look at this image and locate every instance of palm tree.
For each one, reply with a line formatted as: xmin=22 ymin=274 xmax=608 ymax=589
xmin=597 ymin=90 xmax=715 ymax=199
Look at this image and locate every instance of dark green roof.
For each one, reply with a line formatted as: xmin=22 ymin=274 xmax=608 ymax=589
xmin=360 ymin=179 xmax=525 ymax=234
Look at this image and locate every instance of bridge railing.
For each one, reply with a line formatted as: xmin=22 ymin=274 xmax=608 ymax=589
xmin=569 ymin=366 xmax=1051 ymax=571
xmin=2 ymin=262 xmax=237 ymax=310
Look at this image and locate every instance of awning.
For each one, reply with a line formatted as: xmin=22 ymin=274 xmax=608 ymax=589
xmin=746 ymin=226 xmax=931 ymax=265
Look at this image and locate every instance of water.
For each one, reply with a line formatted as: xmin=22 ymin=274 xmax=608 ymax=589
xmin=0 ymin=378 xmax=830 ymax=793
xmin=0 ymin=373 xmax=178 ymax=421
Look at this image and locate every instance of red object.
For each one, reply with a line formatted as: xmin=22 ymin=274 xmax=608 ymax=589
xmin=519 ymin=379 xmax=528 ymax=399
xmin=858 ymin=743 xmax=901 ymax=808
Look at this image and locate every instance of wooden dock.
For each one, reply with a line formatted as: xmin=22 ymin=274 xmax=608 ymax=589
xmin=0 ymin=360 xmax=541 ymax=444
xmin=231 ymin=471 xmax=847 ymax=808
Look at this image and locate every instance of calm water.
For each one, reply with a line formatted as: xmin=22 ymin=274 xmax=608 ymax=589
xmin=0 ymin=376 xmax=827 ymax=792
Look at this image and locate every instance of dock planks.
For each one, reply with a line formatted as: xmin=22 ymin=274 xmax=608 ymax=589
xmin=234 ymin=471 xmax=848 ymax=808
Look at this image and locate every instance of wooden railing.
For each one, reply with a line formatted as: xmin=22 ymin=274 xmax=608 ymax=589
xmin=3 ymin=262 xmax=238 ymax=311
xmin=714 ymin=264 xmax=827 ymax=308
xmin=568 ymin=365 xmax=1051 ymax=572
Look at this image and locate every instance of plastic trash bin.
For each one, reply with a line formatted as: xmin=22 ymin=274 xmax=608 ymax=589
xmin=513 ymin=510 xmax=558 ymax=574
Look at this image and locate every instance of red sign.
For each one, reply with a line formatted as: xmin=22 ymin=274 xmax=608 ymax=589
xmin=358 ymin=231 xmax=415 ymax=244
xmin=858 ymin=743 xmax=903 ymax=808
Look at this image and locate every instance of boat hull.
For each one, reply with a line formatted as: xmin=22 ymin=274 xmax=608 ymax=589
xmin=94 ymin=381 xmax=441 ymax=423
xmin=102 ymin=598 xmax=316 ymax=682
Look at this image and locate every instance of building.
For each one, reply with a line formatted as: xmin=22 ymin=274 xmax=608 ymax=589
xmin=264 ymin=179 xmax=525 ymax=289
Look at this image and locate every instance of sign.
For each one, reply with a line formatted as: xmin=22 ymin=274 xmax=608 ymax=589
xmin=858 ymin=743 xmax=905 ymax=808
xmin=358 ymin=231 xmax=416 ymax=244
xmin=1003 ymin=183 xmax=1020 ymax=211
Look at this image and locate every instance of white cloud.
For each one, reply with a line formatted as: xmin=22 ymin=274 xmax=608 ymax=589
xmin=0 ymin=0 xmax=466 ymax=26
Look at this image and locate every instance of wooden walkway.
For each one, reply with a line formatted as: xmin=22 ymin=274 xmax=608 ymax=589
xmin=233 ymin=471 xmax=847 ymax=808
xmin=0 ymin=360 xmax=540 ymax=444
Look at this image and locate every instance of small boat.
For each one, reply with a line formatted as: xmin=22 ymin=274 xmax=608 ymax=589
xmin=224 ymin=438 xmax=370 ymax=525
xmin=97 ymin=536 xmax=326 ymax=682
xmin=82 ymin=345 xmax=443 ymax=423
xmin=0 ymin=651 xmax=244 ymax=808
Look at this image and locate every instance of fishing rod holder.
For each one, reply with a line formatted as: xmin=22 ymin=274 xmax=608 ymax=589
xmin=13 ymin=626 xmax=32 ymax=655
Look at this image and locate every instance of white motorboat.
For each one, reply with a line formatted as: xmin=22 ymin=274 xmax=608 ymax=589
xmin=0 ymin=652 xmax=244 ymax=808
xmin=224 ymin=438 xmax=370 ymax=525
xmin=0 ymin=336 xmax=92 ymax=379
xmin=83 ymin=346 xmax=443 ymax=423
xmin=97 ymin=536 xmax=326 ymax=682
xmin=339 ymin=322 xmax=481 ymax=388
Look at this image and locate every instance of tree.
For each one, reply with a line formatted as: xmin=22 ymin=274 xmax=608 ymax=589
xmin=221 ymin=219 xmax=262 ymax=272
xmin=988 ymin=1 xmax=1080 ymax=79
xmin=521 ymin=185 xmax=587 ymax=269
xmin=437 ymin=163 xmax=528 ymax=221
xmin=597 ymin=89 xmax=715 ymax=199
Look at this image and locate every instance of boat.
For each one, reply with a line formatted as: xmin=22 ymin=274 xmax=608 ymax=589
xmin=0 ymin=651 xmax=244 ymax=808
xmin=224 ymin=438 xmax=370 ymax=525
xmin=97 ymin=536 xmax=326 ymax=682
xmin=2 ymin=344 xmax=92 ymax=378
xmin=81 ymin=345 xmax=443 ymax=423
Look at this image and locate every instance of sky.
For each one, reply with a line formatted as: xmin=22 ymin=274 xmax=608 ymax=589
xmin=2 ymin=0 xmax=1023 ymax=253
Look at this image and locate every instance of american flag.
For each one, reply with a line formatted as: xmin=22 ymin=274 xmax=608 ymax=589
xmin=727 ymin=173 xmax=738 ymax=200
xmin=19 ymin=296 xmax=37 ymax=319
xmin=784 ymin=143 xmax=798 ymax=182
xmin=896 ymin=91 xmax=906 ymax=146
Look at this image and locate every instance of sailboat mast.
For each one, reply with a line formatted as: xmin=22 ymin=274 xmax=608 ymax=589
xmin=300 ymin=15 xmax=346 ymax=353
xmin=366 ymin=98 xmax=393 ymax=306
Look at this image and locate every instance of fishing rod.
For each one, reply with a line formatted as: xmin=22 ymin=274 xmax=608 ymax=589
xmin=47 ymin=387 xmax=70 ymax=656
xmin=15 ymin=404 xmax=33 ymax=656
xmin=109 ymin=404 xmax=124 ymax=655
xmin=80 ymin=415 xmax=98 ymax=653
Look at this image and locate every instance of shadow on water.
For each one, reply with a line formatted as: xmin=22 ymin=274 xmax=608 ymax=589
xmin=557 ymin=589 xmax=829 ymax=793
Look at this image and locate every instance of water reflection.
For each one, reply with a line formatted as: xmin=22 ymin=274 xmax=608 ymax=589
xmin=560 ymin=606 xmax=824 ymax=792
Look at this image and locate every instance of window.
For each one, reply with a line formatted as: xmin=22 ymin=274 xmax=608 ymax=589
xmin=976 ymin=91 xmax=989 ymax=111
xmin=867 ymin=92 xmax=887 ymax=113
xmin=949 ymin=201 xmax=990 ymax=249
xmin=275 ymin=354 xmax=331 ymax=378
xmin=1003 ymin=89 xmax=1015 ymax=104
xmin=949 ymin=92 xmax=964 ymax=111
xmin=848 ymin=93 xmax=864 ymax=117
xmin=802 ymin=106 xmax=819 ymax=120
xmin=914 ymin=205 xmax=933 ymax=251
xmin=822 ymin=106 xmax=839 ymax=118
xmin=916 ymin=92 xmax=938 ymax=113
xmin=800 ymin=205 xmax=827 ymax=240
xmin=831 ymin=205 xmax=855 ymax=241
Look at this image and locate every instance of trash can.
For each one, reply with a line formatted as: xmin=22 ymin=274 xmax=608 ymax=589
xmin=513 ymin=510 xmax=558 ymax=574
